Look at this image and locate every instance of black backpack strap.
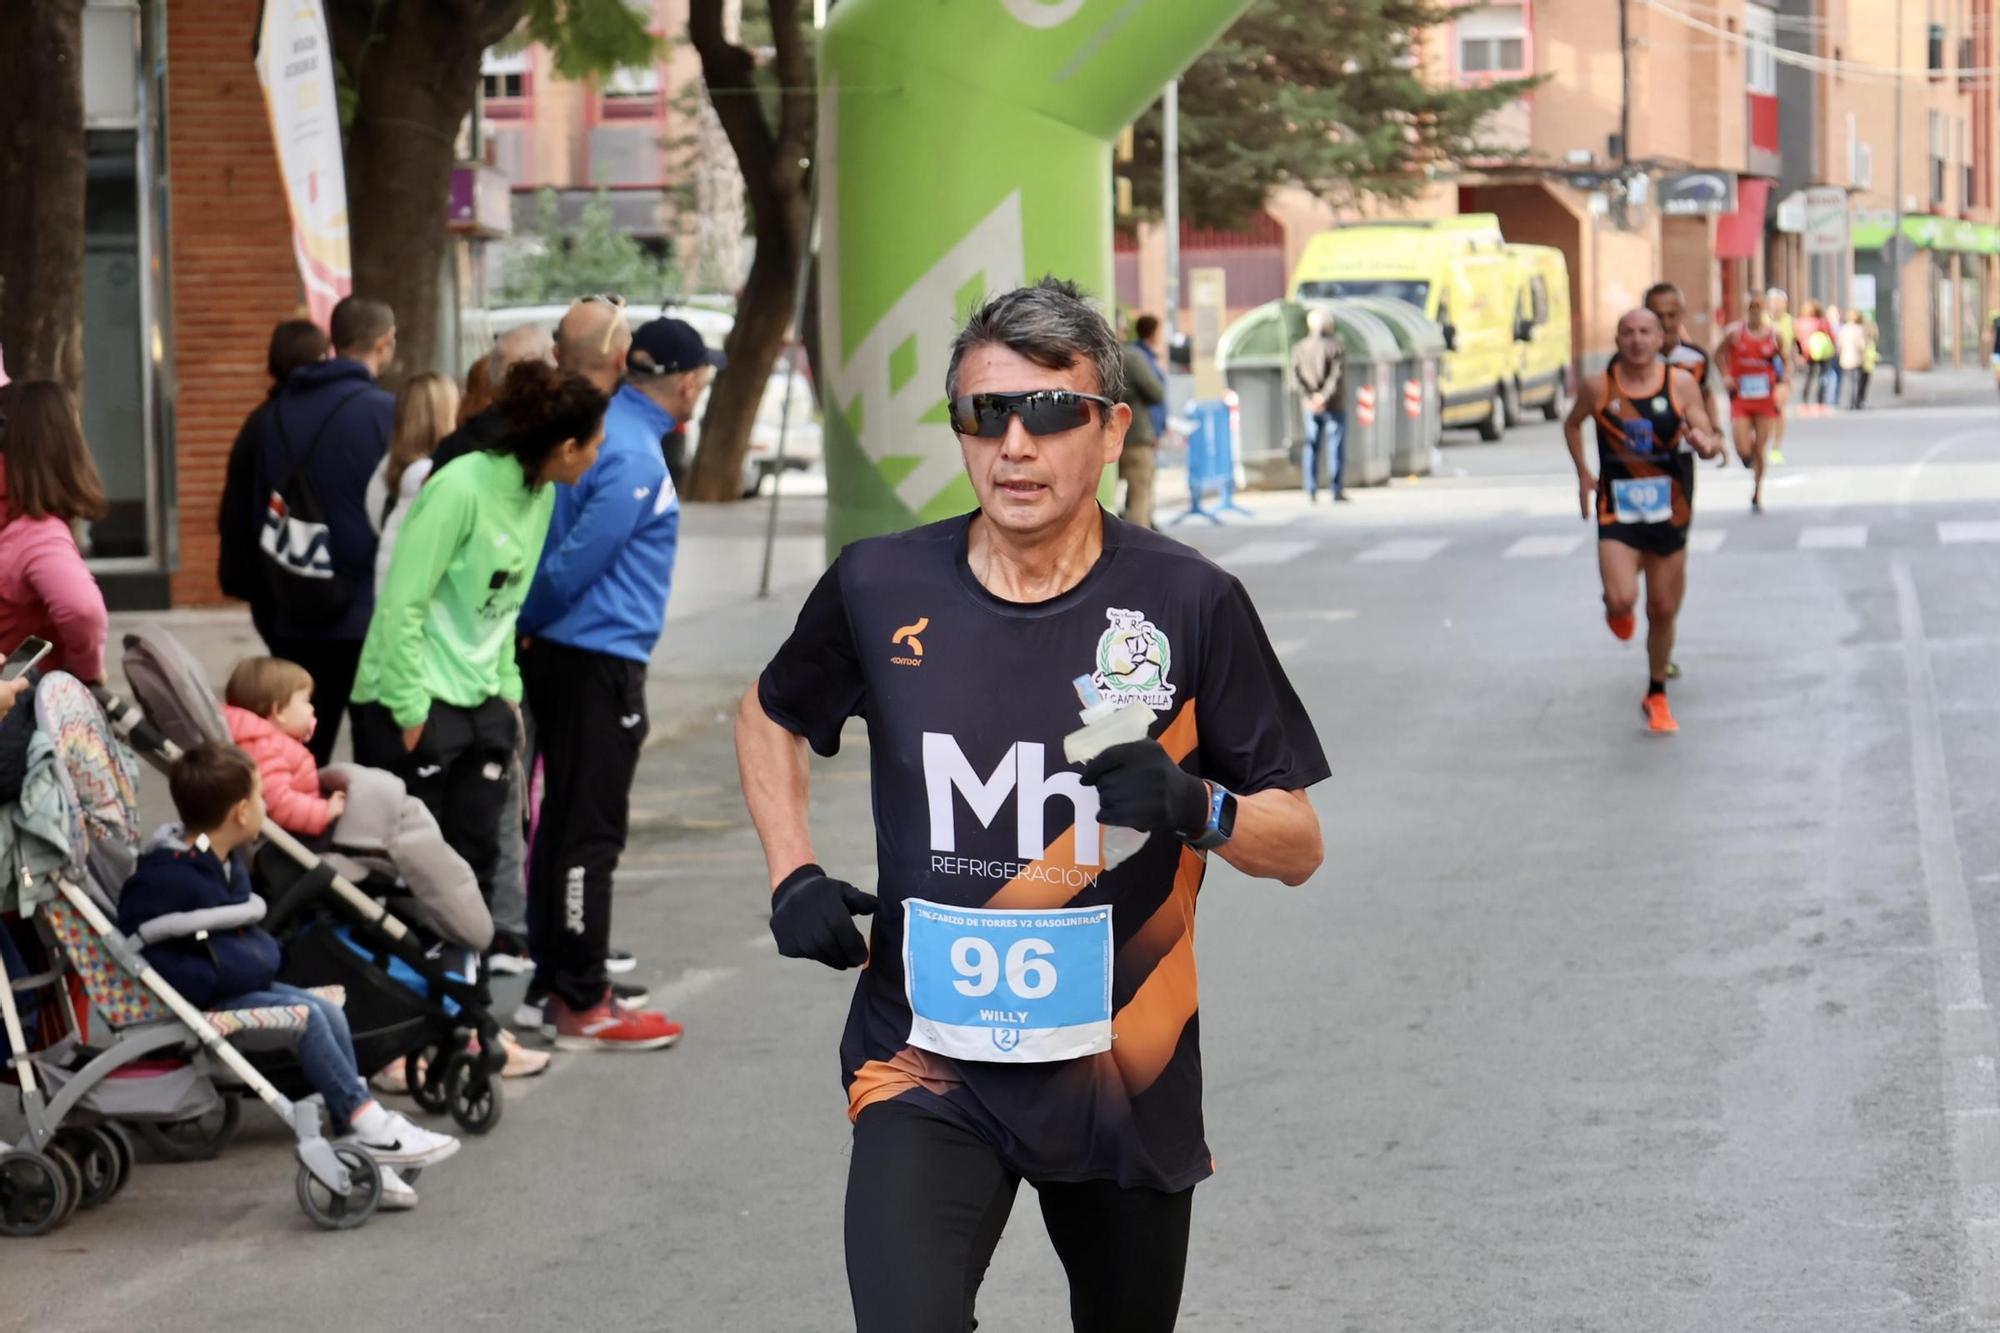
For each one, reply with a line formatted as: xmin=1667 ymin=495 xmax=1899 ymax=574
xmin=272 ymin=384 xmax=373 ymax=489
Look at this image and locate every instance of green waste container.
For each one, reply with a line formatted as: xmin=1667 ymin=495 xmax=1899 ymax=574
xmin=1315 ymin=300 xmax=1400 ymax=489
xmin=1342 ymin=296 xmax=1445 ymax=477
xmin=1215 ymin=300 xmax=1307 ymax=490
xmin=1217 ymin=299 xmax=1402 ymax=489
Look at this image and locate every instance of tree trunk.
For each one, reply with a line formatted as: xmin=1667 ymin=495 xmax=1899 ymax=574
xmin=329 ymin=1 xmax=519 ymax=388
xmin=0 ymin=0 xmax=86 ymax=392
xmin=686 ymin=0 xmax=815 ymax=503
xmin=686 ymin=216 xmax=800 ymax=500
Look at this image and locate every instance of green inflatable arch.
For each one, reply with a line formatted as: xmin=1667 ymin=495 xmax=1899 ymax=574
xmin=816 ymin=0 xmax=1251 ymax=552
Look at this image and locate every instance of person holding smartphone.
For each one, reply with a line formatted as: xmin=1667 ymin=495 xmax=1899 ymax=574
xmin=0 ymin=382 xmax=110 ymax=688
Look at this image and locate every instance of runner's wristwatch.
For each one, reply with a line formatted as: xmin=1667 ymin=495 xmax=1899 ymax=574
xmin=1185 ymin=782 xmax=1238 ymax=851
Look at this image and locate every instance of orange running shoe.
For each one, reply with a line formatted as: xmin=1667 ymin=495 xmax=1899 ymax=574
xmin=1607 ymin=612 xmax=1637 ymax=641
xmin=1642 ymin=693 xmax=1678 ymax=734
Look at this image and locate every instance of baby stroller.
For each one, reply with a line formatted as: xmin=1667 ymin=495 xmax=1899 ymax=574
xmin=2 ymin=672 xmax=385 ymax=1234
xmin=105 ymin=627 xmax=506 ymax=1135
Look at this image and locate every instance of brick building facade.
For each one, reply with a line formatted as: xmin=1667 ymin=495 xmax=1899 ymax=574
xmin=163 ymin=0 xmax=299 ymax=607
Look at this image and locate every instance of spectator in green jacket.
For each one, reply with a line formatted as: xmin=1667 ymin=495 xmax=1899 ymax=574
xmin=348 ymin=362 xmax=608 ymax=913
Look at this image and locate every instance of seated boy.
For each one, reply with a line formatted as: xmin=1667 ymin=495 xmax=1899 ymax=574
xmin=115 ymin=740 xmax=461 ymax=1208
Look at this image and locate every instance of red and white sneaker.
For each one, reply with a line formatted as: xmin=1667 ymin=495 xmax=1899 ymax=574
xmin=551 ymin=997 xmax=682 ymax=1052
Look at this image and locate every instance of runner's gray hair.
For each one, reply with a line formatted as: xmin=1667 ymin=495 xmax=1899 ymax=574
xmin=946 ymin=277 xmax=1126 ymax=406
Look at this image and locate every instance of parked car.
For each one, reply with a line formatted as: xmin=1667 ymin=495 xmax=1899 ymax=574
xmin=684 ymin=352 xmax=823 ymax=498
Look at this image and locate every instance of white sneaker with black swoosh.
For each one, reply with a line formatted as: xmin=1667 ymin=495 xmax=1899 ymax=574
xmin=342 ymin=1106 xmax=462 ymax=1169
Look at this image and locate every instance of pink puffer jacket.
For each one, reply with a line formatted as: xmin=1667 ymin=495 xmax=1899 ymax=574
xmin=0 ymin=462 xmax=108 ymax=681
xmin=224 ymin=704 xmax=335 ymax=837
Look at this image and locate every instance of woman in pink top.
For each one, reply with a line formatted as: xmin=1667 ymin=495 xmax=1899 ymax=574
xmin=0 ymin=382 xmax=110 ymax=682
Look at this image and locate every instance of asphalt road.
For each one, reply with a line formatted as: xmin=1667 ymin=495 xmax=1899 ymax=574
xmin=17 ymin=388 xmax=2000 ymax=1332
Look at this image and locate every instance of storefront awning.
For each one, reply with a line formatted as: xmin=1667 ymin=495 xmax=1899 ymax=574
xmin=1852 ymin=212 xmax=2000 ymax=255
xmin=1715 ymin=176 xmax=1770 ymax=260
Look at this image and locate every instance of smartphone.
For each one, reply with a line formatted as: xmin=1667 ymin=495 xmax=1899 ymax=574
xmin=1 ymin=637 xmax=52 ymax=683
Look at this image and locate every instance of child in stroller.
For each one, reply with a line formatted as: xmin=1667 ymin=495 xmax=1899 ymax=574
xmin=116 ymin=741 xmax=461 ymax=1208
xmin=109 ymin=626 xmax=518 ymax=1133
xmin=224 ymin=655 xmax=490 ymax=953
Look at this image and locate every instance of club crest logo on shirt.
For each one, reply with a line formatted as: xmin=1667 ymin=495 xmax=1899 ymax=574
xmin=1092 ymin=608 xmax=1176 ymax=709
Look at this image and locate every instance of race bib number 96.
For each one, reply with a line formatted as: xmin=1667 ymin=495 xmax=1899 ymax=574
xmin=903 ymin=899 xmax=1113 ymax=1063
xmin=1611 ymin=476 xmax=1674 ymax=525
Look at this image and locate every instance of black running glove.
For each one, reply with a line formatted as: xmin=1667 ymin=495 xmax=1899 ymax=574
xmin=1079 ymin=741 xmax=1211 ymax=839
xmin=769 ymin=864 xmax=877 ymax=969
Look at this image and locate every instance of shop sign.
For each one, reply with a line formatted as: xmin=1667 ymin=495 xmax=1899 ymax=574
xmin=1658 ymin=171 xmax=1738 ymax=216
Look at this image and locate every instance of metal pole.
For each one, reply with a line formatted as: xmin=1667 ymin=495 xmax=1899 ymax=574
xmin=756 ymin=1 xmax=831 ymax=599
xmin=758 ymin=160 xmax=821 ymax=599
xmin=1617 ymin=0 xmax=1631 ymax=164
xmin=1163 ymin=79 xmax=1181 ymax=340
xmin=1891 ymin=0 xmax=1905 ymax=395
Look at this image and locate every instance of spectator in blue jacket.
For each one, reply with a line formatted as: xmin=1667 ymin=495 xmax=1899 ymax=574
xmin=116 ymin=742 xmax=460 ymax=1206
xmin=513 ymin=317 xmax=712 ymax=1051
xmin=250 ymin=297 xmax=397 ymax=765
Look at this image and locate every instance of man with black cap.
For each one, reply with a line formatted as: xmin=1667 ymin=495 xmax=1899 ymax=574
xmin=513 ymin=316 xmax=722 ymax=1050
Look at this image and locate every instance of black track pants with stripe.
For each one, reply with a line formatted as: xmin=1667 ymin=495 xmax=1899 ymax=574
xmin=522 ymin=638 xmax=648 ymax=1012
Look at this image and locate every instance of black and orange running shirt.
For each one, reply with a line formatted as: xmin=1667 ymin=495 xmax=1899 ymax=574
xmin=1594 ymin=364 xmax=1694 ymax=549
xmin=757 ymin=511 xmax=1327 ymax=1191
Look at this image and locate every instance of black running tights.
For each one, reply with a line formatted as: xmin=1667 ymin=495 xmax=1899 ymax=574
xmin=845 ymin=1099 xmax=1194 ymax=1333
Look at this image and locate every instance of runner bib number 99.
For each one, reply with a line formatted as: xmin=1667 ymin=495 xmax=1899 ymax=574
xmin=1610 ymin=476 xmax=1674 ymax=524
xmin=903 ymin=898 xmax=1114 ymax=1063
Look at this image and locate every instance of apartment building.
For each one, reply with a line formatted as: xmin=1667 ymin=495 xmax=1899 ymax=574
xmin=477 ymin=0 xmax=746 ymax=295
xmin=1450 ymin=0 xmax=1770 ymax=363
xmin=1451 ymin=0 xmax=1999 ymax=369
xmin=1820 ymin=0 xmax=1999 ymax=369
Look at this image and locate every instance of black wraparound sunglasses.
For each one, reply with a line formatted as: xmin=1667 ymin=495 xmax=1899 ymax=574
xmin=950 ymin=390 xmax=1115 ymax=439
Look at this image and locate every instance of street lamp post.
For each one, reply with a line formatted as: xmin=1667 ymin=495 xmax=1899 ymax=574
xmin=1163 ymin=77 xmax=1181 ymax=342
xmin=1890 ymin=0 xmax=1905 ymax=395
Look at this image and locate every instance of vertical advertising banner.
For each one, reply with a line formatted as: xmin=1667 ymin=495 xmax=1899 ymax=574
xmin=256 ymin=0 xmax=352 ymax=327
xmin=817 ymin=0 xmax=1253 ymax=553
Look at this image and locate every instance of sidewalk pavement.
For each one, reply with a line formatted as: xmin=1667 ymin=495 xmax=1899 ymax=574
xmin=105 ymin=490 xmax=828 ymax=756
xmin=1873 ymin=365 xmax=1997 ymax=409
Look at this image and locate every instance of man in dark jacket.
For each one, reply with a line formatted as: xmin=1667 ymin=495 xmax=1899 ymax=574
xmin=250 ymin=297 xmax=397 ymax=764
xmin=116 ymin=742 xmax=460 ymax=1178
xmin=220 ymin=319 xmax=330 ymax=646
xmin=1118 ymin=314 xmax=1168 ymax=528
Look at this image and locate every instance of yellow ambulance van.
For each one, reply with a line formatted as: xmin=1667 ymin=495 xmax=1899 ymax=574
xmin=1292 ymin=215 xmax=1530 ymax=441
xmin=1504 ymin=243 xmax=1575 ymax=423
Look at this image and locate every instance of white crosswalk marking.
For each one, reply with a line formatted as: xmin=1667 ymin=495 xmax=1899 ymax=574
xmin=1358 ymin=538 xmax=1451 ymax=563
xmin=1687 ymin=530 xmax=1727 ymax=553
xmin=1799 ymin=525 xmax=1868 ymax=550
xmin=1503 ymin=534 xmax=1586 ymax=559
xmin=1940 ymin=521 xmax=2000 ymax=545
xmin=1218 ymin=539 xmax=1319 ymax=568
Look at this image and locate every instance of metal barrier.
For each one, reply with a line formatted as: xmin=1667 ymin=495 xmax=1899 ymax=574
xmin=1170 ymin=396 xmax=1253 ymax=525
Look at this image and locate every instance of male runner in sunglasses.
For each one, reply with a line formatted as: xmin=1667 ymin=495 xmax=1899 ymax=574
xmin=736 ymin=277 xmax=1327 ymax=1331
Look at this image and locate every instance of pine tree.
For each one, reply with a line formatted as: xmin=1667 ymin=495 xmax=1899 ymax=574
xmin=1118 ymin=0 xmax=1538 ymax=230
